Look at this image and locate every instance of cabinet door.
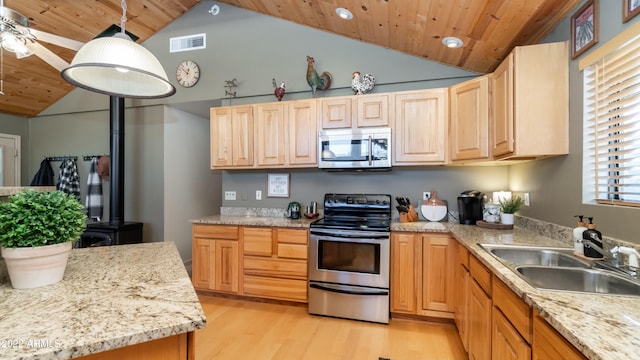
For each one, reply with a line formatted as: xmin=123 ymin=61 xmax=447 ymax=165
xmin=390 ymin=233 xmax=418 ymax=313
xmin=210 ymin=106 xmax=253 ymax=168
xmin=215 ymin=240 xmax=239 ymax=293
xmin=491 ymin=53 xmax=515 ymax=158
xmin=421 ymin=235 xmax=455 ymax=313
xmin=321 ymin=97 xmax=352 ymax=129
xmin=288 ymin=100 xmax=318 ymax=165
xmin=192 ymin=237 xmax=215 ymax=290
xmin=393 ymin=89 xmax=447 ymax=164
xmin=492 ymin=307 xmax=531 ymax=360
xmin=450 ymin=76 xmax=489 ymax=161
xmin=231 ymin=106 xmax=254 ymax=166
xmin=255 ymin=103 xmax=286 ymax=166
xmin=356 ymin=94 xmax=390 ymax=127
xmin=469 ymin=278 xmax=492 ymax=360
xmin=454 ymin=262 xmax=470 ymax=351
xmin=210 ymin=108 xmax=234 ymax=168
xmin=532 ymin=313 xmax=586 ymax=360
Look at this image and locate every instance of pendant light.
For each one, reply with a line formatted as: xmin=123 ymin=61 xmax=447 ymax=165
xmin=61 ymin=0 xmax=175 ymax=98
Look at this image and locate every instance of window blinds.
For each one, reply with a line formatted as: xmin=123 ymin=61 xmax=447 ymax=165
xmin=583 ymin=34 xmax=640 ymax=207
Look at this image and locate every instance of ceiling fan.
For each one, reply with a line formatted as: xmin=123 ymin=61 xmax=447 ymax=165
xmin=0 ymin=2 xmax=84 ymax=72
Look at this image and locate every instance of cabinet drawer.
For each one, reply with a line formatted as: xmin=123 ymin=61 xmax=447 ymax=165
xmin=457 ymin=242 xmax=469 ymax=270
xmin=493 ymin=278 xmax=532 ymax=343
xmin=243 ymin=257 xmax=307 ymax=279
xmin=193 ymin=225 xmax=238 ymax=240
xmin=243 ymin=228 xmax=273 ymax=256
xmin=277 ymin=243 xmax=307 ymax=260
xmin=470 ymin=255 xmax=492 ymax=296
xmin=243 ymin=275 xmax=308 ymax=302
xmin=277 ymin=229 xmax=308 ymax=245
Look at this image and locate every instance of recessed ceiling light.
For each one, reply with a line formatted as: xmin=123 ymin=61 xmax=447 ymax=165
xmin=442 ymin=36 xmax=463 ymax=48
xmin=336 ymin=7 xmax=353 ymax=20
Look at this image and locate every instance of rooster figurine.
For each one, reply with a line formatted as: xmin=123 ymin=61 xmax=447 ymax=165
xmin=306 ymin=56 xmax=332 ymax=97
xmin=351 ymin=72 xmax=375 ymax=95
xmin=272 ymin=78 xmax=286 ymax=101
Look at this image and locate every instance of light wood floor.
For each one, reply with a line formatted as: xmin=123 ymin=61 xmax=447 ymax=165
xmin=195 ymin=295 xmax=467 ymax=360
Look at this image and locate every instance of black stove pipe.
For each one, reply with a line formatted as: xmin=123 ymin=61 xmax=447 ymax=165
xmin=109 ymin=96 xmax=125 ymax=224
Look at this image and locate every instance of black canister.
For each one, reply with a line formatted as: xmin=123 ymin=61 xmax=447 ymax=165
xmin=583 ymin=217 xmax=603 ymax=258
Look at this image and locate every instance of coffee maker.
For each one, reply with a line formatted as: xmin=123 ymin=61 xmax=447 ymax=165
xmin=457 ymin=190 xmax=485 ymax=225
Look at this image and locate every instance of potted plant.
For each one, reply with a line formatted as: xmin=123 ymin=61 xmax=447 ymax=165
xmin=0 ymin=190 xmax=86 ymax=289
xmin=498 ymin=195 xmax=525 ymax=225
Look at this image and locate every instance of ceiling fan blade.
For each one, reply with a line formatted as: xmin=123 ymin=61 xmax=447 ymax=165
xmin=25 ymin=42 xmax=70 ymax=72
xmin=29 ymin=29 xmax=84 ymax=51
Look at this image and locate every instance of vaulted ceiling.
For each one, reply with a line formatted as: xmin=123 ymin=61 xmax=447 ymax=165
xmin=1 ymin=0 xmax=580 ymax=118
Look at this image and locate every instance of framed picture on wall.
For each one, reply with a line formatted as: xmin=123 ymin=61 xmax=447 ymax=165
xmin=623 ymin=0 xmax=640 ymax=23
xmin=267 ymin=173 xmax=290 ymax=198
xmin=571 ymin=0 xmax=599 ymax=59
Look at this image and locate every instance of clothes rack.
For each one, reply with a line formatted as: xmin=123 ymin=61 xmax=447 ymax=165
xmin=83 ymin=155 xmax=108 ymax=161
xmin=45 ymin=156 xmax=78 ymax=162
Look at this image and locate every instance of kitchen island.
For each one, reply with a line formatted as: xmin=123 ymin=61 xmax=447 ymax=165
xmin=0 ymin=241 xmax=206 ymax=360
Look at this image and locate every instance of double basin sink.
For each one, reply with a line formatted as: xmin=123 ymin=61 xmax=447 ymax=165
xmin=479 ymin=244 xmax=640 ymax=296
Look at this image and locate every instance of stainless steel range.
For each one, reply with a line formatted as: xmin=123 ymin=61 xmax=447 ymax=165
xmin=308 ymin=193 xmax=391 ymax=324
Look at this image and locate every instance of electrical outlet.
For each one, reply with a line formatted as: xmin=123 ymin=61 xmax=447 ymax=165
xmin=423 ymin=191 xmax=432 ymax=200
xmin=524 ymin=192 xmax=530 ymax=206
xmin=224 ymin=191 xmax=236 ymax=200
xmin=256 ymin=190 xmax=262 ymax=200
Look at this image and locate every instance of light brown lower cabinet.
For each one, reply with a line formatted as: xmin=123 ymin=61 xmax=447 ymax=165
xmin=192 ymin=225 xmax=240 ymax=293
xmin=76 ymin=333 xmax=192 ymax=360
xmin=492 ymin=307 xmax=531 ymax=360
xmin=453 ymin=242 xmax=470 ymax=351
xmin=532 ymin=312 xmax=587 ymax=360
xmin=241 ymin=227 xmax=308 ymax=302
xmin=468 ymin=275 xmax=492 ymax=360
xmin=390 ymin=232 xmax=455 ymax=318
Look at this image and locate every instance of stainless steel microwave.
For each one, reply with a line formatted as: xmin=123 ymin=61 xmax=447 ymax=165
xmin=318 ymin=127 xmax=392 ymax=171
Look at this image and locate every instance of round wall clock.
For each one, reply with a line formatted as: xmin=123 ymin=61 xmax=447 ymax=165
xmin=176 ymin=60 xmax=200 ymax=88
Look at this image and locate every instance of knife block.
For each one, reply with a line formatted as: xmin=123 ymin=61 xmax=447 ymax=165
xmin=400 ymin=205 xmax=419 ymax=223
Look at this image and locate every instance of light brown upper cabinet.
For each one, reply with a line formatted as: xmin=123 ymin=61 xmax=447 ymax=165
xmin=393 ymin=89 xmax=448 ymax=165
xmin=210 ymin=105 xmax=254 ymax=168
xmin=287 ymin=99 xmax=318 ymax=166
xmin=320 ymin=93 xmax=390 ymax=129
xmin=450 ymin=76 xmax=490 ymax=162
xmin=255 ymin=102 xmax=286 ymax=167
xmin=490 ymin=41 xmax=569 ymax=160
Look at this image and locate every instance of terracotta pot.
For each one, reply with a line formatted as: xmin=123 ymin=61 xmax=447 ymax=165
xmin=1 ymin=242 xmax=72 ymax=289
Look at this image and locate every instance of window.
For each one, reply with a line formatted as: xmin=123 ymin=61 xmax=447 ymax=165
xmin=583 ymin=33 xmax=640 ymax=207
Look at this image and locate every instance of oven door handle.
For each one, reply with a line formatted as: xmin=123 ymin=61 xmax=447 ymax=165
xmin=310 ymin=230 xmax=389 ymax=239
xmin=310 ymin=283 xmax=389 ymax=296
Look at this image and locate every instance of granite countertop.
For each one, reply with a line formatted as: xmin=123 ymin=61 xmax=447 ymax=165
xmin=0 ymin=242 xmax=206 ymax=360
xmin=191 ymin=214 xmax=316 ymax=228
xmin=0 ymin=186 xmax=57 ymax=197
xmin=190 ymin=213 xmax=640 ymax=360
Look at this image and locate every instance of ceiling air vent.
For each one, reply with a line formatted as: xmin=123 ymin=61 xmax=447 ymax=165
xmin=170 ymin=33 xmax=206 ymax=53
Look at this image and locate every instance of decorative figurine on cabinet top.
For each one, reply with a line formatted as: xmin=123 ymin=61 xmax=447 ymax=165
xmin=272 ymin=78 xmax=286 ymax=101
xmin=306 ymin=56 xmax=332 ymax=97
xmin=351 ymin=72 xmax=375 ymax=95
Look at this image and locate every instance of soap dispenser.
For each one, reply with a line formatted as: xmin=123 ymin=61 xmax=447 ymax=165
xmin=573 ymin=215 xmax=587 ymax=256
xmin=582 ymin=217 xmax=603 ymax=258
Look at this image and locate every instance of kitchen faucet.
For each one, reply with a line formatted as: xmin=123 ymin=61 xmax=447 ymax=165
xmin=612 ymin=246 xmax=640 ymax=269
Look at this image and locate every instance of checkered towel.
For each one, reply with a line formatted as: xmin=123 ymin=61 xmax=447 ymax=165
xmin=85 ymin=157 xmax=103 ymax=221
xmin=57 ymin=159 xmax=81 ymax=200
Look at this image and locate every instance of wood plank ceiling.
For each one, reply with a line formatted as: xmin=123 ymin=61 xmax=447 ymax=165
xmin=0 ymin=0 xmax=581 ymax=118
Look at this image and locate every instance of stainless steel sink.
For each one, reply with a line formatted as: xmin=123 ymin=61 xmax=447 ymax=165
xmin=479 ymin=244 xmax=592 ymax=268
xmin=516 ymin=266 xmax=640 ymax=296
xmin=479 ymin=243 xmax=640 ymax=296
